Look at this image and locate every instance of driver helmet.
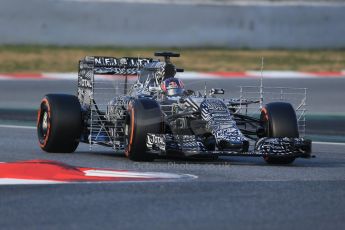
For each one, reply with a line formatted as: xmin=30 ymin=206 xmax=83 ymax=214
xmin=161 ymin=78 xmax=184 ymax=96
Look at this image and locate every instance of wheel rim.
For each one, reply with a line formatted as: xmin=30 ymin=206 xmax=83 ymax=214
xmin=42 ymin=112 xmax=48 ymax=133
xmin=37 ymin=100 xmax=51 ymax=147
xmin=124 ymin=123 xmax=129 ymax=146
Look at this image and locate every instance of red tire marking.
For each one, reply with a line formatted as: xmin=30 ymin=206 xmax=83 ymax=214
xmin=125 ymin=103 xmax=135 ymax=157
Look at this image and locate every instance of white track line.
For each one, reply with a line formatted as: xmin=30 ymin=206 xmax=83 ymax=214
xmin=313 ymin=141 xmax=345 ymax=146
xmin=62 ymin=0 xmax=345 ymax=7
xmin=0 ymin=125 xmax=36 ymax=130
xmin=0 ymin=178 xmax=66 ymax=185
xmin=84 ymin=170 xmax=197 ymax=179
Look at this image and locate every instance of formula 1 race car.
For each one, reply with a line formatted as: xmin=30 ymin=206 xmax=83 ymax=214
xmin=37 ymin=51 xmax=312 ymax=164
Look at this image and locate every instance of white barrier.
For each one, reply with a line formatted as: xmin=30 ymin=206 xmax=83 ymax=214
xmin=0 ymin=0 xmax=344 ymax=48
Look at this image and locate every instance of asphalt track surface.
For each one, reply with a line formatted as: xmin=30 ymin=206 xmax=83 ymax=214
xmin=0 ymin=78 xmax=345 ymax=230
xmin=0 ymin=78 xmax=344 ymax=113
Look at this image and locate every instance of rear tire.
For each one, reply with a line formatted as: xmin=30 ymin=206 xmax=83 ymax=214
xmin=125 ymin=98 xmax=163 ymax=161
xmin=37 ymin=94 xmax=82 ymax=153
xmin=260 ymin=102 xmax=298 ymax=165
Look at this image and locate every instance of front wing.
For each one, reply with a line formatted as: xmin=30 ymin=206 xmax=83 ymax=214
xmin=146 ymin=133 xmax=312 ymax=158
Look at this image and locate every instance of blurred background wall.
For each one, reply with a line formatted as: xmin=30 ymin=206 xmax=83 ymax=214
xmin=0 ymin=0 xmax=344 ymax=48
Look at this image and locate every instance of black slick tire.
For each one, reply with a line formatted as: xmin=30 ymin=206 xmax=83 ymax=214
xmin=37 ymin=94 xmax=82 ymax=153
xmin=125 ymin=98 xmax=162 ymax=161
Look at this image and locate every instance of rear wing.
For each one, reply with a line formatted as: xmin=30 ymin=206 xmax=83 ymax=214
xmin=79 ymin=56 xmax=153 ymax=75
xmin=77 ymin=56 xmax=153 ymax=108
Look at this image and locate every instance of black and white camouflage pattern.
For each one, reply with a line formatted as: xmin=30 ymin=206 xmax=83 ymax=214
xmin=94 ymin=67 xmax=139 ymax=75
xmin=200 ymin=98 xmax=247 ymax=145
xmin=147 ymin=133 xmax=206 ymax=152
xmin=77 ymin=54 xmax=311 ymax=158
xmin=255 ymin=137 xmax=311 ymax=156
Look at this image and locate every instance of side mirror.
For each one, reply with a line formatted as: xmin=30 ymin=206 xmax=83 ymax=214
xmin=209 ymin=88 xmax=225 ymax=95
xmin=256 ymin=126 xmax=266 ymax=138
xmin=149 ymin=86 xmax=161 ymax=92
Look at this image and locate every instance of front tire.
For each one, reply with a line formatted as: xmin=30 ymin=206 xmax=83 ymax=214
xmin=260 ymin=102 xmax=299 ymax=165
xmin=125 ymin=98 xmax=163 ymax=161
xmin=37 ymin=94 xmax=82 ymax=153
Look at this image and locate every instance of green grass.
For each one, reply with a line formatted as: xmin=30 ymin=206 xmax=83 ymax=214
xmin=0 ymin=45 xmax=345 ymax=73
